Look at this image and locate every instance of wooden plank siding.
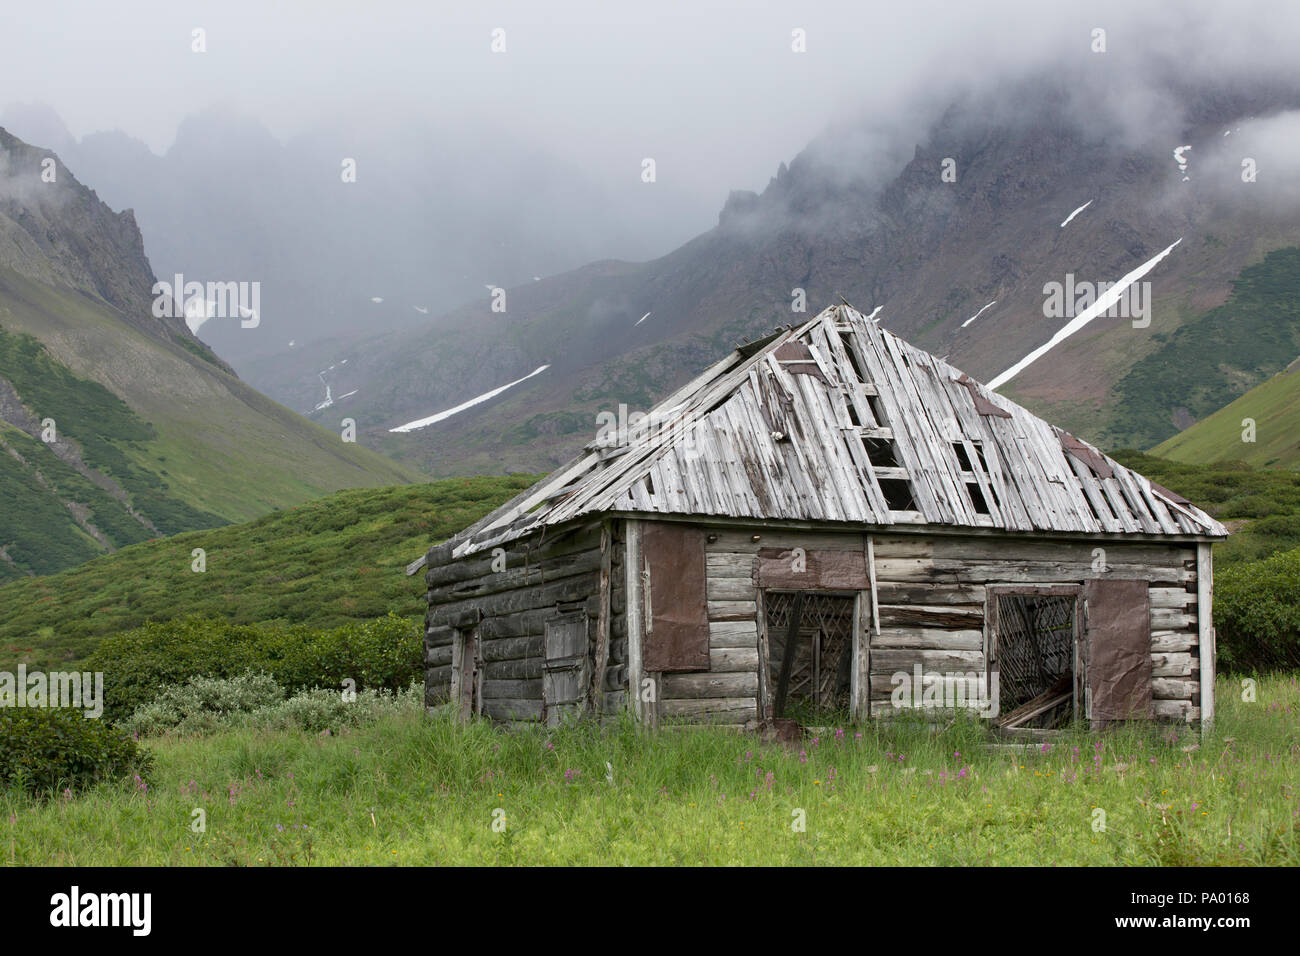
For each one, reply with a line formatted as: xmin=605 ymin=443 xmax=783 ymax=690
xmin=424 ymin=519 xmax=621 ymax=725
xmin=866 ymin=534 xmax=1203 ymax=722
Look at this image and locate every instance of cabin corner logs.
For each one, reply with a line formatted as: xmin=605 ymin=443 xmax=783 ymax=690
xmin=423 ymin=517 xmax=1214 ymax=731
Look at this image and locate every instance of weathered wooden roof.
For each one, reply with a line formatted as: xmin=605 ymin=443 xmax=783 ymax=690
xmin=426 ymin=304 xmax=1226 ymax=563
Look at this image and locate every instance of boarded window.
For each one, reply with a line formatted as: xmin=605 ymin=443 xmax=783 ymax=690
xmin=543 ymin=613 xmax=589 ymax=727
xmin=641 ymin=523 xmax=710 ymax=672
xmin=754 ymin=548 xmax=868 ymax=590
xmin=1083 ymin=579 xmax=1154 ymax=723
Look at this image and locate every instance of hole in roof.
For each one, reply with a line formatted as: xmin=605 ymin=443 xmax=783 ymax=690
xmin=866 ymin=394 xmax=888 ymax=428
xmin=879 ymin=478 xmax=916 ymax=511
xmin=838 ymin=331 xmax=869 ymax=384
xmin=1079 ymin=486 xmax=1102 ymax=524
xmin=845 ymin=401 xmax=862 ymax=427
xmin=863 ymin=437 xmax=900 ymax=469
xmin=1091 ymin=483 xmax=1119 ymax=524
xmin=984 ymin=475 xmax=1001 ymax=511
xmin=951 ymin=442 xmax=973 ymax=471
xmin=967 ymin=482 xmax=990 ymax=515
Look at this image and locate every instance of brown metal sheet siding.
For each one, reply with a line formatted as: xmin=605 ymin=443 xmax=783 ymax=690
xmin=774 ymin=341 xmax=831 ymax=384
xmin=1059 ymin=431 xmax=1114 ymax=479
xmin=753 ymin=548 xmax=868 ymax=590
xmin=1084 ymin=579 xmax=1154 ymax=722
xmin=641 ymin=523 xmax=711 ymax=672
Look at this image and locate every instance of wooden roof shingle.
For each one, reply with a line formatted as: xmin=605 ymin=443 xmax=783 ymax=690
xmin=421 ymin=305 xmax=1227 ymax=564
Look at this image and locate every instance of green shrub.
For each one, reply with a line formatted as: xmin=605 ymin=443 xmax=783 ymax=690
xmin=0 ymin=708 xmax=152 ymax=797
xmin=120 ymin=673 xmax=284 ymax=737
xmin=120 ymin=675 xmax=421 ymax=737
xmin=228 ymin=683 xmax=421 ymax=735
xmin=1215 ymin=547 xmax=1300 ymax=672
xmin=271 ymin=615 xmax=423 ymax=693
xmin=85 ymin=613 xmax=421 ymax=723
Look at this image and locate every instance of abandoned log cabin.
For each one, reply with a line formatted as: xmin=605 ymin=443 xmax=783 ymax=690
xmin=409 ymin=304 xmax=1228 ymax=732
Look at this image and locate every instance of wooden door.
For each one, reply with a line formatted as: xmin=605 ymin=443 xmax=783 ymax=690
xmin=543 ymin=613 xmax=589 ymax=727
xmin=452 ymin=627 xmax=481 ymax=722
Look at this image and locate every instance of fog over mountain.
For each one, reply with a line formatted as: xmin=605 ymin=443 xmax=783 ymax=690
xmin=3 ymin=0 xmax=1299 ymax=377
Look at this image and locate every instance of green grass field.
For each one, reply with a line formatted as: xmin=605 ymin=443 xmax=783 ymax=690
xmin=4 ymin=674 xmax=1296 ymax=866
xmin=1153 ymin=364 xmax=1300 ymax=470
xmin=0 ymin=475 xmax=536 ymax=669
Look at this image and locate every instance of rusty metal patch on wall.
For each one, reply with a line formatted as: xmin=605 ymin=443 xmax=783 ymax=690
xmin=753 ymin=548 xmax=868 ymax=590
xmin=641 ymin=523 xmax=710 ymax=672
xmin=1083 ymin=579 xmax=1153 ymax=723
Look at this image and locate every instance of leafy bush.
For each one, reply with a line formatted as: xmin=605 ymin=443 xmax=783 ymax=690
xmin=121 ymin=675 xmax=421 ymax=737
xmin=270 ymin=615 xmax=423 ymax=695
xmin=120 ymin=673 xmax=283 ymax=736
xmin=229 ymin=684 xmax=421 ymax=735
xmin=1214 ymin=547 xmax=1300 ymax=673
xmin=1110 ymin=452 xmax=1300 ymax=567
xmin=0 ymin=708 xmax=152 ymax=797
xmin=85 ymin=613 xmax=421 ymax=724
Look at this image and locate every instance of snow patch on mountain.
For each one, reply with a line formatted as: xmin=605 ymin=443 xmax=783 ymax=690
xmin=1060 ymin=200 xmax=1092 ymax=228
xmin=962 ymin=300 xmax=996 ymax=328
xmin=988 ymin=238 xmax=1183 ymax=391
xmin=389 ymin=365 xmax=552 ymax=433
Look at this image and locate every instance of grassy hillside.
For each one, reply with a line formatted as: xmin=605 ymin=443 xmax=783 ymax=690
xmin=1151 ymin=362 xmax=1300 ymax=469
xmin=1101 ymin=247 xmax=1300 ymax=450
xmin=0 ymin=325 xmax=224 ymax=580
xmin=0 ymin=423 xmax=150 ymax=576
xmin=0 ymin=474 xmax=535 ymax=669
xmin=0 ymin=266 xmax=426 ymax=578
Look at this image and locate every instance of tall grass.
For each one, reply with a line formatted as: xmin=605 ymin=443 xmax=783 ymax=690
xmin=4 ymin=674 xmax=1297 ymax=866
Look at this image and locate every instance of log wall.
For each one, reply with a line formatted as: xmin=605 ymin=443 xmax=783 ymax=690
xmin=870 ymin=534 xmax=1200 ymax=721
xmin=424 ymin=519 xmax=619 ymax=724
xmin=660 ymin=528 xmax=1203 ymax=725
xmin=426 ymin=518 xmax=1207 ymax=728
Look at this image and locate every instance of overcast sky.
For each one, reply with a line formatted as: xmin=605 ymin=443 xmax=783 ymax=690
xmin=5 ymin=0 xmax=1299 ymax=244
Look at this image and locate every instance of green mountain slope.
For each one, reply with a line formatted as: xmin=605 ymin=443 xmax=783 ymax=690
xmin=1152 ymin=361 xmax=1300 ymax=469
xmin=0 ymin=127 xmax=425 ymax=578
xmin=1104 ymin=247 xmax=1300 ymax=450
xmin=0 ymin=475 xmax=534 ymax=669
